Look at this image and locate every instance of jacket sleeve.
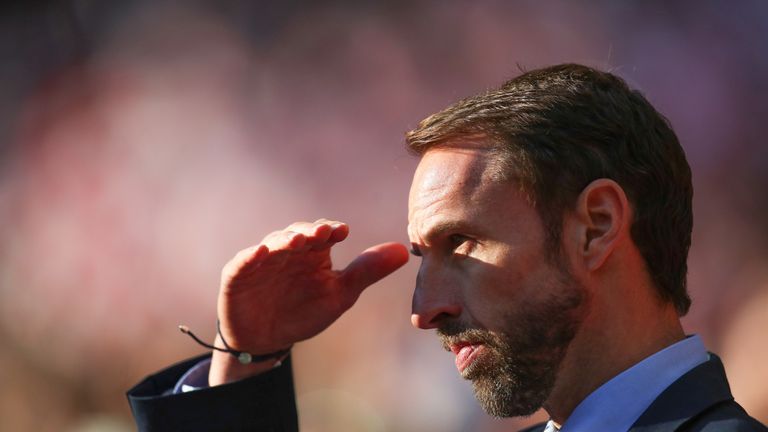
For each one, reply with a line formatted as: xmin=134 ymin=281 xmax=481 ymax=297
xmin=126 ymin=354 xmax=299 ymax=432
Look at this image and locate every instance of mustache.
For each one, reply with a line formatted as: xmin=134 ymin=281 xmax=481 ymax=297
xmin=437 ymin=321 xmax=497 ymax=352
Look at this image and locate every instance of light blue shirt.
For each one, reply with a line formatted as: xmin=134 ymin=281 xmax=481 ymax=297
xmin=559 ymin=335 xmax=708 ymax=432
xmin=173 ymin=356 xmax=285 ymax=393
xmin=173 ymin=357 xmax=212 ymax=393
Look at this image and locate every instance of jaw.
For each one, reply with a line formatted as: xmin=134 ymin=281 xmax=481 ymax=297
xmin=542 ymin=332 xmax=590 ymax=422
xmin=543 ymin=286 xmax=626 ymax=424
xmin=540 ymin=290 xmax=597 ymax=423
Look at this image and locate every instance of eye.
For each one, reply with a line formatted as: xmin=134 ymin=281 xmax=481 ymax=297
xmin=410 ymin=244 xmax=422 ymax=257
xmin=448 ymin=234 xmax=474 ymax=254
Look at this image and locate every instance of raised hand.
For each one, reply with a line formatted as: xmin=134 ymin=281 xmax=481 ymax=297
xmin=210 ymin=219 xmax=409 ymax=385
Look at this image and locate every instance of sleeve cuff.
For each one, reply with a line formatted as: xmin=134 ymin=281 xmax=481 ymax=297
xmin=173 ymin=357 xmax=212 ymax=394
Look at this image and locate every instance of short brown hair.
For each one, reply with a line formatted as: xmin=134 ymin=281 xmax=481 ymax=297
xmin=406 ymin=63 xmax=693 ymax=315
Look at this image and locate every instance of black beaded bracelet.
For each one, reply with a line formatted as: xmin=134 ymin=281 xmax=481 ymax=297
xmin=179 ymin=320 xmax=292 ymax=364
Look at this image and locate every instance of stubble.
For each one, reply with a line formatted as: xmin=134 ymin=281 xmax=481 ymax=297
xmin=438 ymin=268 xmax=587 ymax=418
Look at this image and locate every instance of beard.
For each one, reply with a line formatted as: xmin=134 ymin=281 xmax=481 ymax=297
xmin=438 ymin=265 xmax=587 ymax=418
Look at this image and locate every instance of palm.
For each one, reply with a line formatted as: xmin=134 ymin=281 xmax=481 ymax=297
xmin=217 ymin=220 xmax=408 ymax=355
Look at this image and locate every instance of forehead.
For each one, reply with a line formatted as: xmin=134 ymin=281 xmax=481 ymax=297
xmin=411 ymin=147 xmax=490 ymax=196
xmin=408 ymin=147 xmax=505 ymax=232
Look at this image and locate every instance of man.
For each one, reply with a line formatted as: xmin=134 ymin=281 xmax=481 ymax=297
xmin=128 ymin=64 xmax=767 ymax=431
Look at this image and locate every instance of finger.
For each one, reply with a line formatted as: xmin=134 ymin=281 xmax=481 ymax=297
xmin=327 ymin=222 xmax=349 ymax=244
xmin=235 ymin=244 xmax=268 ymax=264
xmin=313 ymin=219 xmax=347 ymax=237
xmin=307 ymin=219 xmax=349 ymax=249
xmin=314 ymin=218 xmax=339 ymax=224
xmin=339 ymin=242 xmax=409 ymax=302
xmin=222 ymin=244 xmax=268 ymax=282
xmin=285 ymin=221 xmax=334 ymax=248
xmin=261 ymin=230 xmax=306 ymax=253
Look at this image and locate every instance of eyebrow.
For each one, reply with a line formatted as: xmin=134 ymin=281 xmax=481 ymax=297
xmin=424 ymin=220 xmax=473 ymax=239
xmin=409 ymin=219 xmax=476 ymax=255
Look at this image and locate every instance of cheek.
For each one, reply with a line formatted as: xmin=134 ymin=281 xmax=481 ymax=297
xmin=460 ymin=259 xmax=528 ymax=326
xmin=462 ymin=242 xmax=562 ymax=323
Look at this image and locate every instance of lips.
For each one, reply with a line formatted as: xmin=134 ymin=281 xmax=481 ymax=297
xmin=451 ymin=343 xmax=484 ymax=372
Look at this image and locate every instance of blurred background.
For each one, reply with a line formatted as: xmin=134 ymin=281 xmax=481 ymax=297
xmin=0 ymin=0 xmax=766 ymax=431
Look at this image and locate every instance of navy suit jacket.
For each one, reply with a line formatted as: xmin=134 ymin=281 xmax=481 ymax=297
xmin=128 ymin=353 xmax=765 ymax=431
xmin=128 ymin=355 xmax=298 ymax=431
xmin=520 ymin=355 xmax=766 ymax=432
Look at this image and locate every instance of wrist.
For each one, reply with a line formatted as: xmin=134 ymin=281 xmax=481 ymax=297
xmin=208 ymin=334 xmax=290 ymax=386
xmin=179 ymin=321 xmax=292 ymax=386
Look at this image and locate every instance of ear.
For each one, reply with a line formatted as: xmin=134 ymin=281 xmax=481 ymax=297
xmin=569 ymin=179 xmax=632 ymax=272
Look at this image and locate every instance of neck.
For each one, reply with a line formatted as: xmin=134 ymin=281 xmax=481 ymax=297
xmin=542 ymin=299 xmax=685 ymax=424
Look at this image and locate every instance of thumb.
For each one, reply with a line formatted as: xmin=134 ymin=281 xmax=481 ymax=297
xmin=339 ymin=242 xmax=409 ymax=299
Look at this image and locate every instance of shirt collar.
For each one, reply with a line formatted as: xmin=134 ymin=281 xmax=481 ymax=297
xmin=559 ymin=335 xmax=708 ymax=432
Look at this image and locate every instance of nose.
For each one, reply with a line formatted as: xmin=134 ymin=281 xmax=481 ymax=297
xmin=410 ymin=265 xmax=462 ymax=330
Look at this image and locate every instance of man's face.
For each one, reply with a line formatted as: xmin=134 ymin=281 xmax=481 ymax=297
xmin=407 ymin=146 xmax=588 ymax=417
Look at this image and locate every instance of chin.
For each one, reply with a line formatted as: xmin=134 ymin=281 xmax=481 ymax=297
xmin=470 ymin=370 xmax=553 ymax=418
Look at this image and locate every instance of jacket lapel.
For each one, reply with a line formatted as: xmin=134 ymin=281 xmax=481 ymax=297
xmin=629 ymin=353 xmax=734 ymax=432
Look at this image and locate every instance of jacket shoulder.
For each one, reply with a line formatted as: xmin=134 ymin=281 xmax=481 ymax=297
xmin=631 ymin=353 xmax=767 ymax=432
